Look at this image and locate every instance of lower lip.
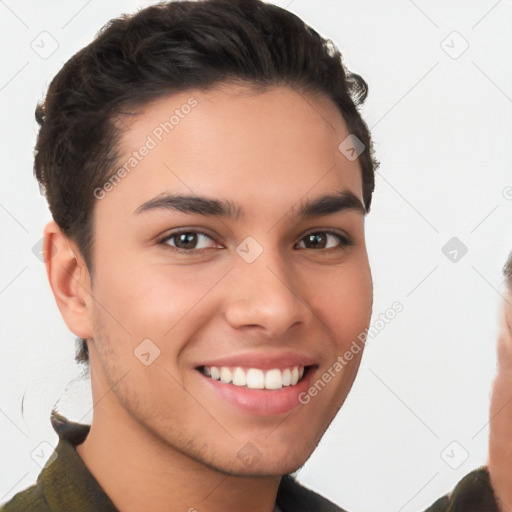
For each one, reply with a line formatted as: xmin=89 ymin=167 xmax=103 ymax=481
xmin=197 ymin=367 xmax=317 ymax=416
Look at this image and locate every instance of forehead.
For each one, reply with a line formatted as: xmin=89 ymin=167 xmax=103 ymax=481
xmin=102 ymin=84 xmax=363 ymax=222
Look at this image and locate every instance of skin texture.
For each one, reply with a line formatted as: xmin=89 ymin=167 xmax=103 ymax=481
xmin=43 ymin=84 xmax=373 ymax=512
xmin=489 ymin=289 xmax=512 ymax=511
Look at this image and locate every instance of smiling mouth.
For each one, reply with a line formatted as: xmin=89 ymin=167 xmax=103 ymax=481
xmin=197 ymin=365 xmax=311 ymax=390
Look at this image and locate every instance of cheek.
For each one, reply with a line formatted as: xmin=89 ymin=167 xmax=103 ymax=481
xmin=309 ymin=259 xmax=373 ymax=349
xmin=92 ymin=252 xmax=217 ymax=336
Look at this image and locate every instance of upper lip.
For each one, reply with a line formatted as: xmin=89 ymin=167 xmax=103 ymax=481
xmin=195 ymin=351 xmax=318 ymax=370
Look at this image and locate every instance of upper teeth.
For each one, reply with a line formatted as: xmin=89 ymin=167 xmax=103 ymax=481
xmin=203 ymin=366 xmax=305 ymax=389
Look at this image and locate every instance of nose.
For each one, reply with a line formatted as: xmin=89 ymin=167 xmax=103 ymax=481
xmin=223 ymin=247 xmax=313 ymax=339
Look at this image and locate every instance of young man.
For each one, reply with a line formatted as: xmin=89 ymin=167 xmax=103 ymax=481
xmin=0 ymin=0 xmax=505 ymax=511
xmin=1 ymin=1 xmax=377 ymax=510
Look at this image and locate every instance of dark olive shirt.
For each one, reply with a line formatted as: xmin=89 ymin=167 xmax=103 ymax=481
xmin=0 ymin=412 xmax=501 ymax=512
xmin=423 ymin=468 xmax=500 ymax=512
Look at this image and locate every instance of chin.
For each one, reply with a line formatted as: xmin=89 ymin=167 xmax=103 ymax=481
xmin=218 ymin=455 xmax=310 ymax=478
xmin=192 ymin=438 xmax=315 ymax=478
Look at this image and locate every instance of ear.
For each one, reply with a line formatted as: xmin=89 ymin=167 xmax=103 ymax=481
xmin=42 ymin=220 xmax=93 ymax=339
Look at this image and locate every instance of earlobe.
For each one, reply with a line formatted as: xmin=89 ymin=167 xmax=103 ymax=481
xmin=42 ymin=220 xmax=93 ymax=339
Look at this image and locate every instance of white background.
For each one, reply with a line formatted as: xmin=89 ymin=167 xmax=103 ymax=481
xmin=1 ymin=1 xmax=511 ymax=511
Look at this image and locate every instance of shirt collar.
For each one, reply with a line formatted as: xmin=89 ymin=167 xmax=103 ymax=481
xmin=38 ymin=411 xmax=119 ymax=512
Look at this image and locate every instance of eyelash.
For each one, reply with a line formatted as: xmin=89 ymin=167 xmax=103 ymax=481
xmin=158 ymin=229 xmax=353 ymax=255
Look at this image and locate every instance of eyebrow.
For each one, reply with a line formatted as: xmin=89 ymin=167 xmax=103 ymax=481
xmin=133 ymin=189 xmax=366 ymax=220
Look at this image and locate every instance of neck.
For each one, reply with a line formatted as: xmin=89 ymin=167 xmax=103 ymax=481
xmin=75 ymin=375 xmax=280 ymax=512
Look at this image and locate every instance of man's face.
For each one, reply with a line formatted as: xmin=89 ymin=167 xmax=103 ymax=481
xmin=84 ymin=84 xmax=373 ymax=475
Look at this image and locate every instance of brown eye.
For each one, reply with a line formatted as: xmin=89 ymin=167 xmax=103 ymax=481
xmin=172 ymin=232 xmax=199 ymax=250
xmin=160 ymin=231 xmax=218 ymax=253
xmin=296 ymin=231 xmax=351 ymax=250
